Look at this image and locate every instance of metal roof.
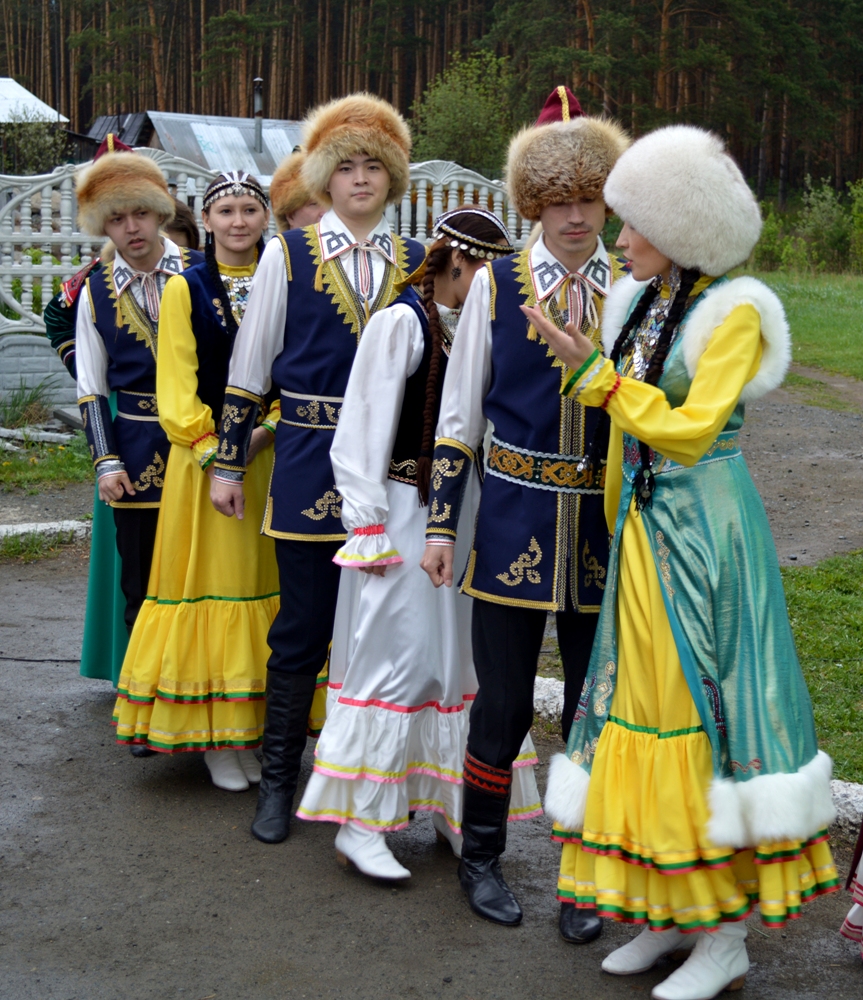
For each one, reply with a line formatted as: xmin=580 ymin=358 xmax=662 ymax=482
xmin=0 ymin=78 xmax=69 ymax=123
xmin=87 ymin=112 xmax=152 ymax=147
xmin=147 ymin=111 xmax=302 ymax=184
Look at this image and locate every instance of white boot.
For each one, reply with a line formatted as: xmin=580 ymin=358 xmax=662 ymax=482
xmin=204 ymin=750 xmax=249 ymax=792
xmin=431 ymin=811 xmax=463 ymax=858
xmin=335 ymin=823 xmax=411 ymax=881
xmin=236 ymin=749 xmax=262 ymax=784
xmin=602 ymin=926 xmax=697 ymax=975
xmin=651 ymin=922 xmax=749 ymax=1000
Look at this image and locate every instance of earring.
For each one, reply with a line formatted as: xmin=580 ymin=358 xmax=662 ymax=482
xmin=451 ymin=266 xmax=462 ymax=280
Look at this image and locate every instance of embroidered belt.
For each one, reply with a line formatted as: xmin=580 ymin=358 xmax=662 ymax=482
xmin=623 ymin=430 xmax=741 ymax=485
xmin=280 ymin=390 xmax=343 ymax=430
xmin=486 ymin=435 xmax=604 ymax=493
xmin=117 ymin=389 xmax=159 ymax=421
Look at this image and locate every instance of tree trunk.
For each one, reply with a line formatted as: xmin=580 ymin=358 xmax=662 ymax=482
xmin=778 ymin=91 xmax=790 ymax=210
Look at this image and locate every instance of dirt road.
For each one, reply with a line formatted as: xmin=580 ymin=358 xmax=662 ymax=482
xmin=1 ymin=385 xmax=861 ymax=999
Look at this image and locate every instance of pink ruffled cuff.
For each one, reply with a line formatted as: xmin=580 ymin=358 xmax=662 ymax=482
xmin=333 ymin=524 xmax=404 ymax=570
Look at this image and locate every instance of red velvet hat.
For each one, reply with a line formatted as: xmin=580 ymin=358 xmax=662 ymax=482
xmin=94 ymin=133 xmax=134 ymax=160
xmin=535 ymin=86 xmax=584 ymax=126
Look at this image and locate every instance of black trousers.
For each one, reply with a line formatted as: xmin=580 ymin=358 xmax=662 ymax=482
xmin=267 ymin=538 xmax=342 ymax=676
xmin=467 ymin=598 xmax=599 ymax=771
xmin=112 ymin=506 xmax=160 ymax=633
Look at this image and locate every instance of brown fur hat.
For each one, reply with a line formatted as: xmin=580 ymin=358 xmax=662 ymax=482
xmin=301 ymin=93 xmax=411 ymax=207
xmin=506 ymin=117 xmax=630 ymax=222
xmin=76 ymin=152 xmax=175 ymax=236
xmin=270 ymin=150 xmax=315 ymax=229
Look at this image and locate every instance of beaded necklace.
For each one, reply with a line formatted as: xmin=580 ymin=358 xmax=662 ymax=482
xmin=625 ymin=263 xmax=682 ymax=381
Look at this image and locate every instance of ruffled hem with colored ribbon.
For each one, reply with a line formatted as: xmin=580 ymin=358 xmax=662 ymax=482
xmin=551 ymin=719 xmax=839 ymax=930
xmin=112 ymin=593 xmax=279 ymax=751
xmin=296 ymin=686 xmax=542 ymax=832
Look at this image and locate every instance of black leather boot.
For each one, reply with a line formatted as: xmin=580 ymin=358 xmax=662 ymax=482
xmin=457 ymin=753 xmax=522 ymax=926
xmin=251 ymin=672 xmax=317 ymax=844
xmin=130 ymin=745 xmax=157 ymax=758
xmin=559 ymin=901 xmax=603 ymax=943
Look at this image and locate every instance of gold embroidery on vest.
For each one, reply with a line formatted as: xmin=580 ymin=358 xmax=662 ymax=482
xmin=488 ymin=444 xmax=534 ymax=480
xmin=296 ymin=400 xmax=320 ymax=424
xmin=496 ymin=537 xmax=542 ymax=587
xmin=133 ymin=452 xmax=165 ymax=492
xmin=582 ymin=538 xmax=607 ymax=590
xmin=303 ymin=228 xmax=410 ymax=343
xmin=430 ymin=456 xmax=465 ymax=491
xmin=301 ymin=489 xmax=342 ymax=521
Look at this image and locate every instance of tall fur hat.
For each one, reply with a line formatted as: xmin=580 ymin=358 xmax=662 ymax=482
xmin=506 ymin=117 xmax=630 ymax=222
xmin=76 ymin=152 xmax=175 ymax=236
xmin=300 ymin=93 xmax=411 ymax=207
xmin=270 ymin=150 xmax=314 ymax=229
xmin=604 ymin=125 xmax=762 ymax=276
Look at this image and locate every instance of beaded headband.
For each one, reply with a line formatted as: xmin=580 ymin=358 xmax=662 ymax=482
xmin=203 ymin=170 xmax=269 ymax=211
xmin=432 ymin=207 xmax=515 ymax=259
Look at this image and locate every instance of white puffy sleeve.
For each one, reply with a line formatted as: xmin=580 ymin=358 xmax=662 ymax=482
xmin=331 ymin=302 xmax=425 ymax=569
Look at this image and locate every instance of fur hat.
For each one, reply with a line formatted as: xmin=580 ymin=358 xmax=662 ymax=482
xmin=76 ymin=152 xmax=175 ymax=236
xmin=603 ymin=125 xmax=762 ymax=276
xmin=300 ymin=93 xmax=411 ymax=207
xmin=506 ymin=116 xmax=630 ymax=222
xmin=270 ymin=151 xmax=314 ymax=229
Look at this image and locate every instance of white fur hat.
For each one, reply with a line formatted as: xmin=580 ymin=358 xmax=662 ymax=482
xmin=603 ymin=125 xmax=762 ymax=276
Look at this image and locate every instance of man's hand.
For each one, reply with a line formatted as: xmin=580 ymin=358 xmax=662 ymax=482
xmin=360 ymin=565 xmax=388 ymax=577
xmin=421 ymin=543 xmax=454 ymax=588
xmin=246 ymin=426 xmax=273 ymax=465
xmin=210 ymin=473 xmax=246 ymax=519
xmin=519 ymin=303 xmax=596 ymax=370
xmin=98 ymin=471 xmax=135 ymax=504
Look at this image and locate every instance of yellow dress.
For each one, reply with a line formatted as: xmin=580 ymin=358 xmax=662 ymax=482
xmin=113 ymin=262 xmax=327 ymax=750
xmin=555 ymin=295 xmax=838 ymax=930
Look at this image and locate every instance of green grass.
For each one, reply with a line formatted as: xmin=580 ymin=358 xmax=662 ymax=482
xmin=537 ymin=551 xmax=863 ymax=781
xmin=752 ymin=272 xmax=863 ymax=380
xmin=0 ymin=530 xmax=79 ymax=563
xmin=782 ymin=550 xmax=863 ymax=783
xmin=0 ymin=431 xmax=93 ymax=490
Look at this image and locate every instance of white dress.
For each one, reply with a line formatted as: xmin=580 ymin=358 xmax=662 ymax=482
xmin=296 ymin=300 xmax=542 ymax=834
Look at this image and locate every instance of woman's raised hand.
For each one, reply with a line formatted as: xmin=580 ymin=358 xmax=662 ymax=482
xmin=519 ymin=304 xmax=597 ymax=370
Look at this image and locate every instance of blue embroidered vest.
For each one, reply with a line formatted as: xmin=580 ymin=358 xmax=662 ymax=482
xmin=264 ymin=226 xmax=426 ymax=539
xmin=85 ymin=248 xmax=202 ymax=507
xmin=463 ymin=251 xmax=627 ymax=610
xmin=182 ymin=261 xmax=244 ymax=419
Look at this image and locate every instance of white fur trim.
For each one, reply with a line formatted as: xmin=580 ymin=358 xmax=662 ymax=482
xmin=600 ymin=273 xmax=650 ymax=355
xmin=604 ymin=125 xmax=762 ymax=276
xmin=543 ymin=753 xmax=590 ymax=830
xmin=707 ymin=750 xmax=836 ymax=848
xmin=681 ymin=276 xmax=791 ymax=402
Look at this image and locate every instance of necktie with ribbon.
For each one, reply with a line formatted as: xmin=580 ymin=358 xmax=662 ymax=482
xmin=132 ymin=268 xmax=165 ymax=324
xmin=557 ymin=272 xmax=599 ymax=333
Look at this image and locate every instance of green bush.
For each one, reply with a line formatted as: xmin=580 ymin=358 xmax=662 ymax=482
xmin=796 ymin=176 xmax=852 ymax=271
xmin=411 ymin=53 xmax=518 ymax=179
xmin=0 ymin=109 xmax=68 ymax=174
xmin=849 ymin=179 xmax=863 ymax=274
xmin=779 ymin=234 xmax=810 ymax=273
xmin=753 ymin=203 xmax=785 ymax=271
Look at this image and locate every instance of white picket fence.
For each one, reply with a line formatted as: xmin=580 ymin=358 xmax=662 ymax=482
xmin=0 ymin=151 xmax=530 ymax=335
